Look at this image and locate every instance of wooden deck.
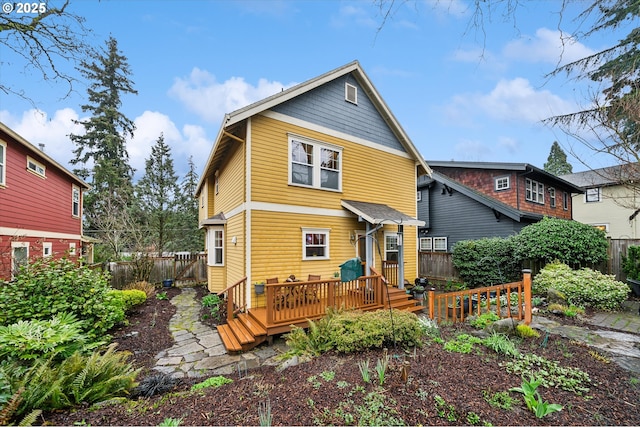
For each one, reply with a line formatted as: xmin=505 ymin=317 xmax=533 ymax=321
xmin=216 ymin=275 xmax=424 ymax=353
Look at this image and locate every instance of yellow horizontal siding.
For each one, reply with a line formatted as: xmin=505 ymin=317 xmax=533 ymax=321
xmin=216 ymin=141 xmax=245 ymax=214
xmin=207 ymin=266 xmax=225 ymax=293
xmin=225 ymin=212 xmax=245 ymax=285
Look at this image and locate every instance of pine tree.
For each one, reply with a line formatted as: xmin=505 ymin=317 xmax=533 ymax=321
xmin=70 ymin=36 xmax=137 ymax=209
xmin=135 ymin=134 xmax=179 ymax=256
xmin=173 ymin=156 xmax=204 ymax=253
xmin=544 ymin=141 xmax=573 ymax=176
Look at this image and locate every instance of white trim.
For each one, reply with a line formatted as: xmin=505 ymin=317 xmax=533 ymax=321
xmin=433 ymin=237 xmax=448 ymax=251
xmin=262 ymin=111 xmax=414 ymax=160
xmin=0 ymin=227 xmax=82 ymax=240
xmin=585 ymin=187 xmax=601 ymax=203
xmin=207 ymin=227 xmax=224 ymax=266
xmin=345 ymin=82 xmax=358 ymax=104
xmin=384 ymin=232 xmax=398 ymax=261
xmin=0 ymin=140 xmax=6 ymax=186
xmin=68 ymin=242 xmax=76 ymax=255
xmin=27 ymin=156 xmax=46 ymax=177
xmin=494 ymin=176 xmax=510 ymax=191
xmin=251 ymin=201 xmax=351 ymax=218
xmin=288 ymin=133 xmax=342 ymax=191
xmin=43 ymin=242 xmax=52 ymax=257
xmin=419 ymin=237 xmax=432 ymax=251
xmin=302 ymin=227 xmax=330 ymax=260
xmin=72 ymin=184 xmax=81 ymax=217
xmin=246 ymin=117 xmax=253 ymax=306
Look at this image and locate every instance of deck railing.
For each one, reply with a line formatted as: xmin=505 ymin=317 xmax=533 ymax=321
xmin=265 ymin=275 xmax=384 ymax=325
xmin=427 ymin=270 xmax=532 ymax=324
xmin=217 ymin=276 xmax=247 ymax=323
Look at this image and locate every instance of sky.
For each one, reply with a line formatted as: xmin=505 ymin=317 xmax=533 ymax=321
xmin=0 ymin=0 xmax=633 ymax=183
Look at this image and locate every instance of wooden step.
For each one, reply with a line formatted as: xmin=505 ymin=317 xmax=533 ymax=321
xmin=237 ymin=312 xmax=267 ymax=337
xmin=217 ymin=324 xmax=242 ymax=352
xmin=229 ymin=318 xmax=255 ymax=345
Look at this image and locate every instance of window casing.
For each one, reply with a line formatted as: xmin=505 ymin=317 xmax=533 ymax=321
xmin=207 ymin=228 xmax=224 ymax=266
xmin=72 ymin=185 xmax=80 ymax=217
xmin=417 ymin=191 xmax=421 ymax=202
xmin=549 ymin=188 xmax=556 ymax=208
xmin=433 ymin=237 xmax=448 ymax=252
xmin=43 ymin=242 xmax=52 ymax=257
xmin=27 ymin=156 xmax=46 ymax=177
xmin=11 ymin=242 xmax=28 ymax=278
xmin=303 ymin=228 xmax=329 ymax=260
xmin=289 ymin=135 xmax=342 ymax=191
xmin=525 ymin=178 xmax=544 ymax=204
xmin=0 ymin=141 xmax=5 ymax=186
xmin=345 ymin=82 xmax=358 ymax=104
xmin=419 ymin=237 xmax=432 ymax=251
xmin=68 ymin=242 xmax=76 ymax=256
xmin=384 ymin=233 xmax=399 ymax=261
xmin=586 ymin=187 xmax=601 ymax=203
xmin=563 ymin=192 xmax=569 ymax=210
xmin=495 ymin=176 xmax=510 ymax=191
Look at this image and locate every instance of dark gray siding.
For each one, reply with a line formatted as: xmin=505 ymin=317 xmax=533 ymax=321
xmin=417 ymin=187 xmax=430 ymax=228
xmin=421 ymin=181 xmax=532 ymax=251
xmin=271 ymin=73 xmax=405 ymax=152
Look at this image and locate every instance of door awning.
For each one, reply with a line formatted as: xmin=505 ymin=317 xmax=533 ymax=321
xmin=341 ymin=200 xmax=425 ymax=227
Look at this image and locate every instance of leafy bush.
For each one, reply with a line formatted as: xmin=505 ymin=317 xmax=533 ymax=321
xmin=201 ymin=294 xmax=222 ymax=321
xmin=513 ymin=217 xmax=608 ymax=266
xmin=515 ymin=324 xmax=540 ymax=338
xmin=118 ymin=289 xmax=147 ymax=312
xmin=0 ymin=313 xmax=99 ymax=363
xmin=469 ymin=312 xmax=500 ymax=329
xmin=533 ymin=262 xmax=628 ymax=310
xmin=0 ymin=258 xmax=125 ymax=341
xmin=124 ymin=281 xmax=156 ymax=298
xmin=452 ymin=237 xmax=522 ymax=288
xmin=285 ymin=308 xmax=425 ymax=356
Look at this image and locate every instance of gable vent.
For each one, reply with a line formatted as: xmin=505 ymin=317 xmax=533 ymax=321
xmin=345 ymin=82 xmax=357 ymax=105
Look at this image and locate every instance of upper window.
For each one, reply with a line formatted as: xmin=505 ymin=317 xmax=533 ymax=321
xmin=549 ymin=188 xmax=556 ymax=208
xmin=525 ymin=178 xmax=544 ymax=204
xmin=290 ymin=135 xmax=342 ymax=191
xmin=303 ymin=228 xmax=329 ymax=260
xmin=345 ymin=82 xmax=358 ymax=104
xmin=495 ymin=176 xmax=510 ymax=191
xmin=586 ymin=187 xmax=601 ymax=203
xmin=0 ymin=141 xmax=6 ymax=186
xmin=27 ymin=156 xmax=45 ymax=177
xmin=72 ymin=185 xmax=80 ymax=217
xmin=563 ymin=192 xmax=569 ymax=210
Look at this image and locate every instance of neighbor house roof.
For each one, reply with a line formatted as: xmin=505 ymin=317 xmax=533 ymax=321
xmin=341 ymin=200 xmax=425 ymax=226
xmin=560 ymin=164 xmax=640 ymax=189
xmin=196 ymin=61 xmax=431 ymax=195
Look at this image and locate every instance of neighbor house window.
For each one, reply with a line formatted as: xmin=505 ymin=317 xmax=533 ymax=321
xmin=525 ymin=178 xmax=544 ymax=204
xmin=302 ymin=228 xmax=329 ymax=260
xmin=433 ymin=237 xmax=448 ymax=252
xmin=384 ymin=233 xmax=399 ymax=261
xmin=290 ymin=135 xmax=342 ymax=191
xmin=0 ymin=141 xmax=6 ymax=186
xmin=68 ymin=242 xmax=76 ymax=256
xmin=11 ymin=242 xmax=28 ymax=278
xmin=43 ymin=242 xmax=52 ymax=257
xmin=72 ymin=185 xmax=80 ymax=217
xmin=419 ymin=237 xmax=432 ymax=252
xmin=549 ymin=188 xmax=556 ymax=208
xmin=417 ymin=191 xmax=422 ymax=202
xmin=495 ymin=176 xmax=510 ymax=191
xmin=563 ymin=192 xmax=569 ymax=210
xmin=586 ymin=187 xmax=601 ymax=203
xmin=27 ymin=156 xmax=45 ymax=177
xmin=207 ymin=228 xmax=224 ymax=266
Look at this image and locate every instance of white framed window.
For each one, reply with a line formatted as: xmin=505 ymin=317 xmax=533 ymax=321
xmin=72 ymin=185 xmax=80 ymax=217
xmin=0 ymin=140 xmax=6 ymax=186
xmin=207 ymin=228 xmax=224 ymax=266
xmin=27 ymin=156 xmax=46 ymax=177
xmin=433 ymin=237 xmax=448 ymax=251
xmin=384 ymin=232 xmax=399 ymax=261
xmin=11 ymin=242 xmax=29 ymax=278
xmin=289 ymin=135 xmax=342 ymax=191
xmin=585 ymin=187 xmax=601 ymax=203
xmin=417 ymin=191 xmax=422 ymax=202
xmin=302 ymin=228 xmax=329 ymax=260
xmin=592 ymin=223 xmax=609 ymax=232
xmin=43 ymin=242 xmax=52 ymax=257
xmin=549 ymin=188 xmax=556 ymax=208
xmin=345 ymin=82 xmax=358 ymax=104
xmin=563 ymin=192 xmax=569 ymax=210
xmin=525 ymin=178 xmax=544 ymax=204
xmin=419 ymin=237 xmax=432 ymax=251
xmin=68 ymin=242 xmax=76 ymax=255
xmin=495 ymin=176 xmax=510 ymax=191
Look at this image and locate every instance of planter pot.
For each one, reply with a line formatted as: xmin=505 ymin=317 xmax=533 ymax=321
xmin=255 ymin=283 xmax=265 ymax=295
xmin=162 ymin=279 xmax=173 ymax=288
xmin=414 ymin=293 xmax=424 ymax=306
xmin=627 ymin=278 xmax=640 ymax=297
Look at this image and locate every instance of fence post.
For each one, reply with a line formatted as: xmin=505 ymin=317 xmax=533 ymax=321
xmin=428 ymin=288 xmax=435 ymax=320
xmin=522 ymin=269 xmax=532 ymax=325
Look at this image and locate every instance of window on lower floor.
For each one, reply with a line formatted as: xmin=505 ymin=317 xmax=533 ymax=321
xmin=43 ymin=242 xmax=52 ymax=257
xmin=11 ymin=242 xmax=28 ymax=277
xmin=419 ymin=237 xmax=432 ymax=251
xmin=433 ymin=237 xmax=448 ymax=252
xmin=384 ymin=233 xmax=399 ymax=261
xmin=68 ymin=242 xmax=76 ymax=256
xmin=207 ymin=228 xmax=224 ymax=266
xmin=303 ymin=228 xmax=329 ymax=260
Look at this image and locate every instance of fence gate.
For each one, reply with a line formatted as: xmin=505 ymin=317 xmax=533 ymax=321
xmin=174 ymin=253 xmax=205 ymax=283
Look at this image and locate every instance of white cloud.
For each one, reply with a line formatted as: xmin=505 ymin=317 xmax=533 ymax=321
xmin=331 ymin=5 xmax=377 ymax=28
xmin=503 ymin=28 xmax=595 ymax=66
xmin=168 ymin=68 xmax=293 ymax=123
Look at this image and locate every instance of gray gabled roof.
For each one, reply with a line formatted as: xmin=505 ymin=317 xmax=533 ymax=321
xmin=420 ymin=171 xmax=543 ymax=222
xmin=341 ymin=200 xmax=425 ymax=226
xmin=560 ymin=164 xmax=639 ymax=188
xmin=196 ymin=61 xmax=431 ymax=195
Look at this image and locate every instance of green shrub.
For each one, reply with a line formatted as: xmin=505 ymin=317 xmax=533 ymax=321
xmin=533 ymin=262 xmax=628 ymax=310
xmin=284 ymin=308 xmax=425 ymax=356
xmin=119 ymin=289 xmax=147 ymax=311
xmin=0 ymin=258 xmax=125 ymax=341
xmin=515 ymin=324 xmax=540 ymax=338
xmin=190 ymin=376 xmax=233 ymax=391
xmin=452 ymin=237 xmax=522 ymax=288
xmin=123 ymin=281 xmax=156 ymax=298
xmin=469 ymin=312 xmax=500 ymax=329
xmin=201 ymin=294 xmax=222 ymax=321
xmin=0 ymin=313 xmax=98 ymax=363
xmin=513 ymin=217 xmax=608 ymax=266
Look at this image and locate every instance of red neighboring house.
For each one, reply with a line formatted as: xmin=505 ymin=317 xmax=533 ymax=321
xmin=0 ymin=122 xmax=91 ymax=280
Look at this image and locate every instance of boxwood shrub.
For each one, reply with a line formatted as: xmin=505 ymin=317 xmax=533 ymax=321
xmin=0 ymin=258 xmax=125 ymax=341
xmin=452 ymin=236 xmax=522 ymax=288
xmin=533 ymin=261 xmax=628 ymax=311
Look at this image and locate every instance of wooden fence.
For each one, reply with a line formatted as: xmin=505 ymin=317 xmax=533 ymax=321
xmin=419 ymin=238 xmax=640 ymax=283
xmin=92 ymin=253 xmax=207 ymax=289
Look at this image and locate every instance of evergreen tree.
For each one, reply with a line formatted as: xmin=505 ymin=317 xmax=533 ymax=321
xmin=135 ymin=134 xmax=179 ymax=256
xmin=70 ymin=36 xmax=137 ymax=212
xmin=174 ymin=156 xmax=204 ymax=253
xmin=544 ymin=141 xmax=573 ymax=176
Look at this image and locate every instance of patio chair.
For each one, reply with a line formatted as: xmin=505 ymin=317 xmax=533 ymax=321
xmin=267 ymin=277 xmax=286 ymax=310
xmin=304 ymin=275 xmax=321 ymax=304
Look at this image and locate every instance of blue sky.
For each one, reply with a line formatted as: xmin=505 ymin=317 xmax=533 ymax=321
xmin=0 ymin=0 xmax=630 ymax=181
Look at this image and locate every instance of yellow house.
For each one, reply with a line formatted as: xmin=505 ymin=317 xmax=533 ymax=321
xmin=196 ymin=61 xmax=431 ymax=310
